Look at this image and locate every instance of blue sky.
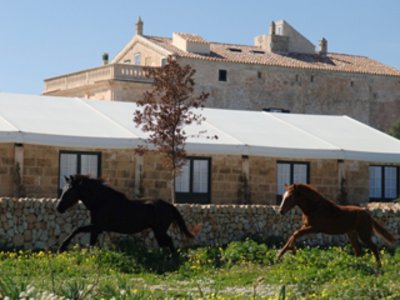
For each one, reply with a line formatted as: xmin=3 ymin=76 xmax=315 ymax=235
xmin=0 ymin=0 xmax=399 ymax=95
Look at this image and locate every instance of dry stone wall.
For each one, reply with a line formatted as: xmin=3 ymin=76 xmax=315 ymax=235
xmin=0 ymin=197 xmax=399 ymax=250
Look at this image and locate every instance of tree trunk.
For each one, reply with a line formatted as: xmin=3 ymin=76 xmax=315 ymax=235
xmin=170 ymin=170 xmax=176 ymax=204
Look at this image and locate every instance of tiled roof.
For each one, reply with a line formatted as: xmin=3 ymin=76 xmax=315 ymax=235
xmin=146 ymin=36 xmax=400 ymax=77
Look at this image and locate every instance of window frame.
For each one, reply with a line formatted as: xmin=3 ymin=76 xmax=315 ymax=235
xmin=175 ymin=157 xmax=211 ymax=204
xmin=276 ymin=161 xmax=310 ymax=204
xmin=58 ymin=151 xmax=101 ymax=195
xmin=369 ymin=165 xmax=399 ymax=202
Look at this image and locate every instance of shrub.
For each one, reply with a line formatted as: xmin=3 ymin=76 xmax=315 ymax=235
xmin=222 ymin=239 xmax=274 ymax=266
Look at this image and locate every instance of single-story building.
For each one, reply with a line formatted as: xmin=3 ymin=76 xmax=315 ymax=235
xmin=0 ymin=92 xmax=399 ymax=204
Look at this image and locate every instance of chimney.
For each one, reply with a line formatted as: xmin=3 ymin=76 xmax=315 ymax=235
xmin=102 ymin=52 xmax=109 ymax=65
xmin=135 ymin=16 xmax=143 ymax=36
xmin=255 ymin=20 xmax=288 ymax=52
xmin=319 ymin=37 xmax=328 ymax=55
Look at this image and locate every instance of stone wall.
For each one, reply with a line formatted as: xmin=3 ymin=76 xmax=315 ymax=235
xmin=0 ymin=144 xmax=14 ymax=196
xmin=44 ymin=56 xmax=400 ymax=132
xmin=179 ymin=57 xmax=400 ymax=132
xmin=0 ymin=197 xmax=399 ymax=251
xmin=111 ymin=81 xmax=152 ymax=102
xmin=12 ymin=145 xmax=137 ymax=199
xmin=1 ymin=143 xmax=385 ymax=205
xmin=248 ymin=156 xmax=275 ymax=204
xmin=117 ymin=41 xmax=166 ymax=68
xmin=211 ymin=155 xmax=243 ymax=203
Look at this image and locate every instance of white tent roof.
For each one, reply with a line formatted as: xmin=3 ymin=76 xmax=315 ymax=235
xmin=1 ymin=92 xmax=400 ymax=163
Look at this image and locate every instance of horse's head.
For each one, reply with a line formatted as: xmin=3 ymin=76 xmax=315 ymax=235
xmin=56 ymin=175 xmax=87 ymax=213
xmin=279 ymin=184 xmax=298 ymax=215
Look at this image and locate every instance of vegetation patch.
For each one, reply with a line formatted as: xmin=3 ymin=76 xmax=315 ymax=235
xmin=1 ymin=239 xmax=399 ymax=299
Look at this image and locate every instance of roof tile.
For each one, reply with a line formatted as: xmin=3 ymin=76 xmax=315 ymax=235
xmin=146 ymin=35 xmax=400 ymax=77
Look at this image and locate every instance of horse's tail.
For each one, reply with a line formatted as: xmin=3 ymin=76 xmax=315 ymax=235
xmin=172 ymin=206 xmax=200 ymax=238
xmin=372 ymin=217 xmax=395 ymax=245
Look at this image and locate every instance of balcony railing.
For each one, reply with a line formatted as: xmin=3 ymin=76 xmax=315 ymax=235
xmin=43 ymin=64 xmax=156 ymax=93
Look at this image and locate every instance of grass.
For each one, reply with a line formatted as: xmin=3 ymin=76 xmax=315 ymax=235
xmin=1 ymin=239 xmax=400 ymax=299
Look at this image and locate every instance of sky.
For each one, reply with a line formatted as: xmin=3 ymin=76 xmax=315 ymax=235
xmin=0 ymin=0 xmax=399 ymax=95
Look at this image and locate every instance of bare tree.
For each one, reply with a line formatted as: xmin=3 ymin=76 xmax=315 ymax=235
xmin=134 ymin=56 xmax=211 ymax=203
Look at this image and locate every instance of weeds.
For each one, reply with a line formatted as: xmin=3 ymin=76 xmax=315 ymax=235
xmin=0 ymin=276 xmax=27 ymax=300
xmin=0 ymin=241 xmax=399 ymax=299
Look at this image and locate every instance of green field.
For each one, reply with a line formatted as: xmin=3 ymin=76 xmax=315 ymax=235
xmin=1 ymin=239 xmax=399 ymax=299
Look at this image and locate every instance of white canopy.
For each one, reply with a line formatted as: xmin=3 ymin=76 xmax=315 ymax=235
xmin=1 ymin=93 xmax=399 ymax=162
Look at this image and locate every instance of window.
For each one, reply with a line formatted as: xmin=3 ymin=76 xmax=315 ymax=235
xmin=175 ymin=157 xmax=211 ymax=203
xmin=58 ymin=151 xmax=101 ymax=194
xmin=276 ymin=161 xmax=310 ymax=204
xmin=134 ymin=52 xmax=141 ymax=65
xmin=160 ymin=58 xmax=167 ymax=66
xmin=218 ymin=69 xmax=227 ymax=82
xmin=369 ymin=166 xmax=399 ymax=201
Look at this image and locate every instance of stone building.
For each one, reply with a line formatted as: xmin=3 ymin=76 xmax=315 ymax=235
xmin=1 ymin=93 xmax=399 ymax=204
xmin=43 ymin=18 xmax=400 ymax=131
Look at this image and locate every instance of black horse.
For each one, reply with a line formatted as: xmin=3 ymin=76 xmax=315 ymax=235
xmin=56 ymin=174 xmax=197 ymax=252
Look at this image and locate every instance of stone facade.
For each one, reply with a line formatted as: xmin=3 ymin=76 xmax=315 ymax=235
xmin=43 ymin=19 xmax=400 ymax=132
xmin=182 ymin=58 xmax=400 ymax=130
xmin=0 ymin=144 xmax=15 ymax=196
xmin=0 ymin=143 xmax=396 ymax=205
xmin=43 ymin=64 xmax=153 ymax=102
xmin=3 ymin=144 xmax=137 ymax=199
xmin=0 ymin=197 xmax=399 ymax=250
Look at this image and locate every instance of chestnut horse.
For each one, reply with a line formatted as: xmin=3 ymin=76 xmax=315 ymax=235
xmin=57 ymin=175 xmax=198 ymax=252
xmin=278 ymin=183 xmax=395 ymax=267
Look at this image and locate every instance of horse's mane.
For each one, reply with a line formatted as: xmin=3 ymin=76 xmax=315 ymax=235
xmin=69 ymin=174 xmax=104 ymax=185
xmin=69 ymin=174 xmax=129 ymax=201
xmin=295 ymin=183 xmax=338 ymax=212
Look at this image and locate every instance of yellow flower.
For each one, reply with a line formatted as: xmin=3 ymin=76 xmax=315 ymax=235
xmin=36 ymin=251 xmax=45 ymax=258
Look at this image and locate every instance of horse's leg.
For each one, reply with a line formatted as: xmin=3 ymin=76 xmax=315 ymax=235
xmin=59 ymin=224 xmax=96 ymax=252
xmin=358 ymin=229 xmax=381 ymax=268
xmin=278 ymin=226 xmax=303 ymax=259
xmin=277 ymin=225 xmax=314 ymax=260
xmin=153 ymin=228 xmax=175 ymax=252
xmin=347 ymin=231 xmax=362 ymax=256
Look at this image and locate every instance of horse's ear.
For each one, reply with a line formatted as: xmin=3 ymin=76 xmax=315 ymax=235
xmin=284 ymin=183 xmax=289 ymax=189
xmin=65 ymin=175 xmax=70 ymax=183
